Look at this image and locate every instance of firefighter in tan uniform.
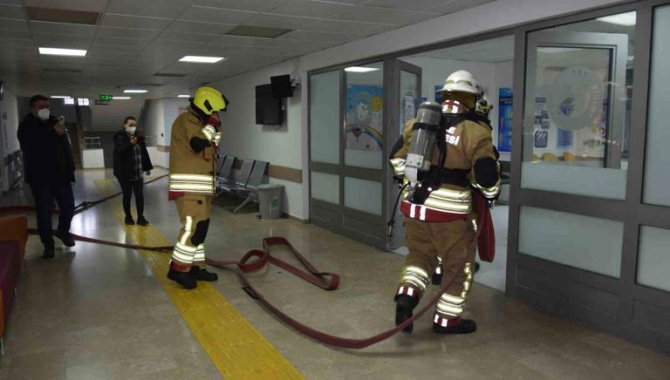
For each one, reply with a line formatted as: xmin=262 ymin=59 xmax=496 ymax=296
xmin=390 ymin=70 xmax=500 ymax=334
xmin=167 ymin=86 xmax=228 ymax=289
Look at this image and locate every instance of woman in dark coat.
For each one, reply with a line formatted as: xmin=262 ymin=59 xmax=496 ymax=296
xmin=113 ymin=116 xmax=153 ymax=225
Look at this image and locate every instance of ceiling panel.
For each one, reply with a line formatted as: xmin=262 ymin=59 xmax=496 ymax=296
xmin=0 ymin=29 xmax=32 ymax=41
xmin=164 ymin=20 xmax=237 ymax=36
xmin=425 ymin=0 xmax=494 ymax=14
xmin=34 ymin=33 xmax=93 ymax=49
xmin=30 ymin=20 xmax=96 ymax=35
xmin=193 ymin=0 xmax=287 ymax=12
xmin=179 ymin=6 xmax=256 ymax=25
xmin=25 ymin=0 xmax=108 ymax=12
xmin=242 ymin=13 xmax=322 ymax=31
xmin=0 ymin=18 xmax=30 ymax=32
xmin=362 ymin=0 xmax=447 ymax=11
xmin=277 ymin=30 xmax=358 ymax=43
xmin=101 ymin=13 xmax=172 ymax=30
xmin=107 ymin=0 xmax=192 ymax=18
xmin=266 ymin=0 xmax=350 ymax=19
xmin=327 ymin=5 xmax=421 ymax=24
xmin=97 ymin=26 xmax=161 ymax=40
xmin=94 ymin=36 xmax=151 ymax=49
xmin=0 ymin=4 xmax=25 ymax=19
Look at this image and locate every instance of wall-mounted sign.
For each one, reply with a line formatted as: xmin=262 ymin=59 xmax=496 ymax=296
xmin=99 ymin=95 xmax=113 ymax=101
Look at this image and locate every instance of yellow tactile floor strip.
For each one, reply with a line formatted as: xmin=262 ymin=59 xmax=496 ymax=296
xmin=94 ymin=179 xmax=304 ymax=380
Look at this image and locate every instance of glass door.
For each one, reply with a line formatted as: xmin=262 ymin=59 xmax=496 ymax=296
xmin=386 ymin=60 xmax=422 ymax=251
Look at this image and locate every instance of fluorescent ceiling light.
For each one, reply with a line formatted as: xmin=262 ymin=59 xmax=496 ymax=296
xmin=39 ymin=47 xmax=87 ymax=56
xmin=124 ymin=89 xmax=147 ymax=93
xmin=179 ymin=55 xmax=225 ymax=63
xmin=51 ymin=95 xmax=71 ymax=99
xmin=177 ymin=94 xmax=190 ymax=98
xmin=344 ymin=66 xmax=379 ymax=73
xmin=597 ymin=12 xmax=636 ymax=26
xmin=113 ymin=96 xmax=131 ymax=100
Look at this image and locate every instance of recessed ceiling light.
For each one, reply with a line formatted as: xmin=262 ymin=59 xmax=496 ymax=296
xmin=179 ymin=55 xmax=225 ymax=63
xmin=597 ymin=12 xmax=636 ymax=26
xmin=39 ymin=47 xmax=87 ymax=57
xmin=113 ymin=96 xmax=131 ymax=100
xmin=344 ymin=66 xmax=379 ymax=73
xmin=124 ymin=89 xmax=147 ymax=94
xmin=51 ymin=95 xmax=72 ymax=99
xmin=177 ymin=95 xmax=190 ymax=98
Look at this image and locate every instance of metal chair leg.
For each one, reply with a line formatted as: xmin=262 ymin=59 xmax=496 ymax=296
xmin=233 ymin=196 xmax=252 ymax=213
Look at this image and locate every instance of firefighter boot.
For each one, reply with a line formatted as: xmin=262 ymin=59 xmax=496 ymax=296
xmin=395 ymin=294 xmax=418 ymax=333
xmin=433 ymin=318 xmax=477 ymax=334
xmin=167 ymin=266 xmax=197 ymax=289
xmin=190 ymin=266 xmax=218 ymax=282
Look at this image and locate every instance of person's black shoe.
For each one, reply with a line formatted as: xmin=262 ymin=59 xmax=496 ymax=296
xmin=125 ymin=216 xmax=135 ymax=225
xmin=54 ymin=231 xmax=75 ymax=247
xmin=136 ymin=217 xmax=149 ymax=226
xmin=395 ymin=294 xmax=418 ymax=333
xmin=167 ymin=268 xmax=197 ymax=289
xmin=190 ymin=266 xmax=218 ymax=281
xmin=42 ymin=246 xmax=55 ymax=259
xmin=433 ymin=319 xmax=477 ymax=334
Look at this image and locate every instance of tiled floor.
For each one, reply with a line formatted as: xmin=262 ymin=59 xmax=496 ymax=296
xmin=1 ymin=169 xmax=669 ymax=380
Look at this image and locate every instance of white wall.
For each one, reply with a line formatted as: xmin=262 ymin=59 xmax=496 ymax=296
xmin=89 ymin=98 xmax=144 ymax=131
xmin=142 ymin=98 xmax=189 ymax=147
xmin=0 ymin=88 xmax=20 ymax=155
xmin=0 ymin=88 xmax=21 ymax=191
xmin=210 ymin=58 xmax=305 ymax=219
xmin=141 ymin=98 xmax=189 ymax=168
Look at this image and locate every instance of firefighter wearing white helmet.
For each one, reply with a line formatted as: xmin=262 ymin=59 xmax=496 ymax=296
xmin=389 ymin=70 xmax=500 ymax=334
xmin=167 ymin=86 xmax=229 ymax=289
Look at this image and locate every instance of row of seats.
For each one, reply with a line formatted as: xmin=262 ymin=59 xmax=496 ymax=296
xmin=216 ymin=155 xmax=268 ymax=213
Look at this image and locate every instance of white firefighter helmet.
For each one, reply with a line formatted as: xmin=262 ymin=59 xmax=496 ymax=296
xmin=436 ymin=70 xmax=480 ymax=96
xmin=476 ymin=92 xmax=493 ymax=116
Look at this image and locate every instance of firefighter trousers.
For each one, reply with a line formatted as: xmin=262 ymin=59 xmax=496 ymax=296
xmin=171 ymin=194 xmax=212 ymax=271
xmin=397 ymin=216 xmax=476 ymax=325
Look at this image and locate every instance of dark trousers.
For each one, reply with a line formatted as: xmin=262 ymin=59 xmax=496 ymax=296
xmin=118 ymin=178 xmax=144 ymax=219
xmin=30 ymin=183 xmax=75 ymax=248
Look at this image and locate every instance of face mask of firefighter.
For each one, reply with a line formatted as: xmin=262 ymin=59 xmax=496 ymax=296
xmin=404 ymin=101 xmax=442 ymax=204
xmin=37 ymin=108 xmax=50 ymax=121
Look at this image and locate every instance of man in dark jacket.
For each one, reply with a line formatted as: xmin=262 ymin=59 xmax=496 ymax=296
xmin=113 ymin=116 xmax=153 ymax=226
xmin=18 ymin=95 xmax=76 ymax=258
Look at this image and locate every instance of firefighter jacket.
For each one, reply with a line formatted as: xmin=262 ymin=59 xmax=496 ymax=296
xmin=168 ymin=108 xmax=219 ymax=198
xmin=390 ymin=118 xmax=500 ymax=222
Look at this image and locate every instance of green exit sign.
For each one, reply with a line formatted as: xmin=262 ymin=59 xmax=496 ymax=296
xmin=100 ymin=95 xmax=113 ymax=101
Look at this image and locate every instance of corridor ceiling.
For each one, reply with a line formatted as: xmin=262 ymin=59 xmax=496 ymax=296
xmin=0 ymin=0 xmax=494 ymax=99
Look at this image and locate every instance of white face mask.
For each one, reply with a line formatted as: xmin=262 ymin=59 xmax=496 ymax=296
xmin=127 ymin=127 xmax=137 ymax=135
xmin=37 ymin=108 xmax=50 ymax=121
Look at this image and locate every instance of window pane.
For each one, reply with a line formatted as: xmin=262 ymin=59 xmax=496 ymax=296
xmin=344 ymin=177 xmax=382 ymax=215
xmin=637 ymin=226 xmax=670 ymax=292
xmin=519 ymin=206 xmax=623 ymax=278
xmin=344 ymin=62 xmax=384 ymax=169
xmin=644 ymin=5 xmax=670 ymax=206
xmin=311 ymin=171 xmax=339 ymax=204
xmin=521 ymin=12 xmax=635 ymax=199
xmin=310 ymin=70 xmax=340 ymax=164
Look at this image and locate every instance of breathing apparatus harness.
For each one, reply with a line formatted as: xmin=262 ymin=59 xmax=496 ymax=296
xmin=387 ymin=100 xmax=489 ymax=235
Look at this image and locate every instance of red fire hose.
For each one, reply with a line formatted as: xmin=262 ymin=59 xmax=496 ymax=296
xmin=3 ymin=175 xmax=479 ymax=349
